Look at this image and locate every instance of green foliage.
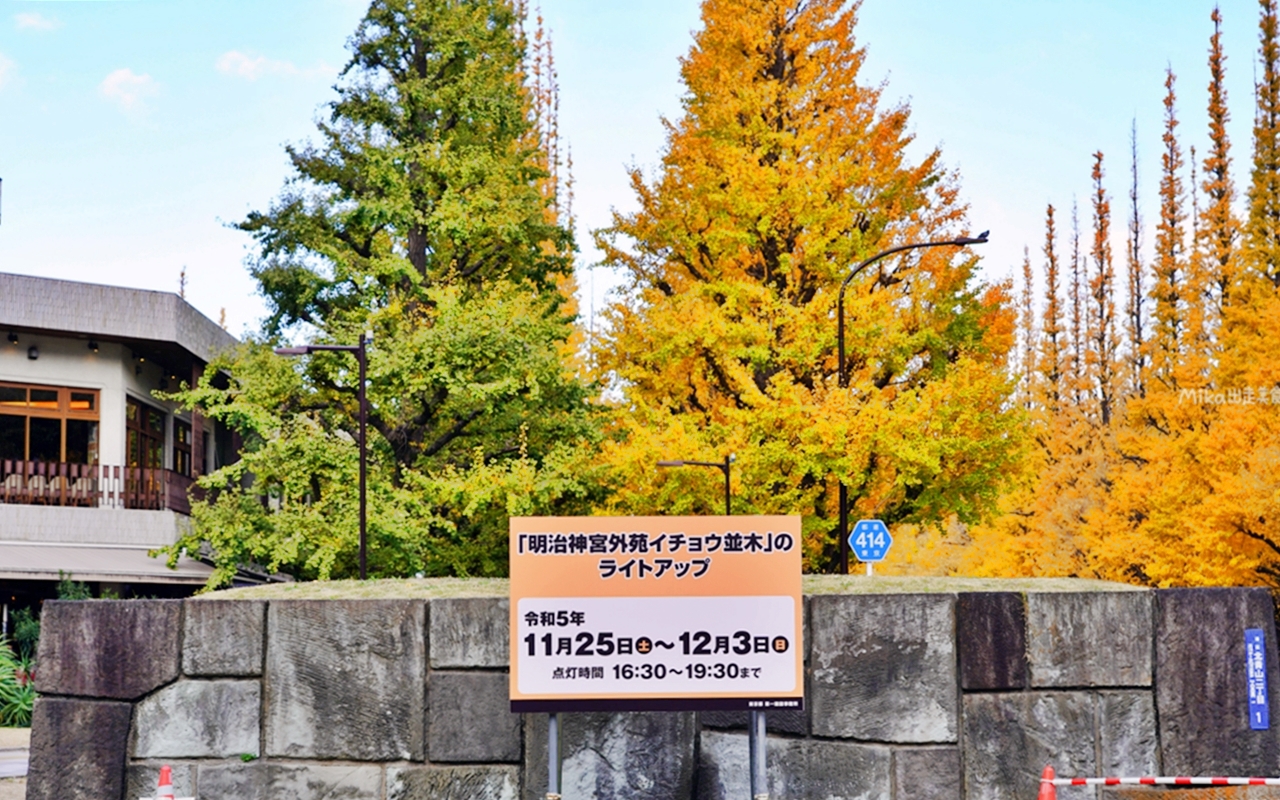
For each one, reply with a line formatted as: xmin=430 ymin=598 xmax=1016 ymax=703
xmin=57 ymin=571 xmax=91 ymax=600
xmin=164 ymin=0 xmax=603 ymax=587
xmin=0 ymin=637 xmax=34 ymax=727
xmin=10 ymin=608 xmax=38 ymax=662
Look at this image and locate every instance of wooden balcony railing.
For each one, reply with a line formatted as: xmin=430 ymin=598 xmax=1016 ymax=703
xmin=0 ymin=461 xmax=194 ymax=515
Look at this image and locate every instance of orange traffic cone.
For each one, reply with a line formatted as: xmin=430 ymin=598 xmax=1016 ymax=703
xmin=1039 ymin=766 xmax=1056 ymax=800
xmin=155 ymin=765 xmax=175 ymax=800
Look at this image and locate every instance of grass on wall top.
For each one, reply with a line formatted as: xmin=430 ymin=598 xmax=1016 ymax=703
xmin=203 ymin=575 xmax=1141 ymax=600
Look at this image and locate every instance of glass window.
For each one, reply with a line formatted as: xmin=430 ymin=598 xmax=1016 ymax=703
xmin=0 ymin=415 xmax=23 ymax=461
xmin=29 ymin=418 xmax=61 ymax=462
xmin=29 ymin=389 xmax=58 ymax=410
xmin=174 ymin=419 xmax=192 ymax=476
xmin=127 ymin=397 xmax=166 ymax=471
xmin=0 ymin=384 xmax=99 ymax=463
xmin=66 ymin=420 xmax=99 ymax=465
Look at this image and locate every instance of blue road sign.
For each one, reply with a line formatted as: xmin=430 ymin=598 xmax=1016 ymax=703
xmin=1247 ymin=628 xmax=1270 ymax=730
xmin=848 ymin=519 xmax=893 ymax=562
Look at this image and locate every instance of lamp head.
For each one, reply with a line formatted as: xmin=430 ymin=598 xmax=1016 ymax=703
xmin=274 ymin=346 xmax=311 ymax=356
xmin=953 ymin=230 xmax=990 ymax=246
xmin=656 ymin=460 xmax=685 ymax=468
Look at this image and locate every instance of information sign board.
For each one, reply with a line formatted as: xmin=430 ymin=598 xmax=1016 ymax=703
xmin=1246 ymin=627 xmax=1270 ymax=730
xmin=509 ymin=515 xmax=804 ymax=713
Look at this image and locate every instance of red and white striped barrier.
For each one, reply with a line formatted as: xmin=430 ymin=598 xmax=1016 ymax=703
xmin=1049 ymin=777 xmax=1280 ymax=787
xmin=1039 ymin=765 xmax=1280 ymax=799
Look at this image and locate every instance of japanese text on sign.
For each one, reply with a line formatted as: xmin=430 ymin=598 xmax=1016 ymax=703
xmin=509 ymin=515 xmax=804 ymax=713
xmin=1246 ymin=628 xmax=1270 ymax=730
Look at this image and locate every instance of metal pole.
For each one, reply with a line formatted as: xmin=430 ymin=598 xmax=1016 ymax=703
xmin=834 ymin=234 xmax=987 ymax=575
xmin=749 ymin=709 xmax=768 ymax=800
xmin=547 ymin=712 xmax=561 ymax=800
xmin=723 ymin=455 xmax=731 ymax=516
xmin=357 ymin=334 xmax=367 ymax=581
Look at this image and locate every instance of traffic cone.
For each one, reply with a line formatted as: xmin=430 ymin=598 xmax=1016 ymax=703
xmin=1038 ymin=766 xmax=1056 ymax=800
xmin=155 ymin=765 xmax=175 ymax=800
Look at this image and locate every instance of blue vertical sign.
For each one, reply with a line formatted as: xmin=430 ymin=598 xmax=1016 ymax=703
xmin=1246 ymin=628 xmax=1270 ymax=730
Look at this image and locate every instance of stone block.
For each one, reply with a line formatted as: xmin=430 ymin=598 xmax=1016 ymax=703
xmin=524 ymin=712 xmax=696 ymax=800
xmin=184 ymin=599 xmax=266 ymax=676
xmin=35 ymin=599 xmax=182 ymax=700
xmin=696 ymin=729 xmax=891 ymax=800
xmin=196 ymin=762 xmax=383 ymax=800
xmin=429 ymin=597 xmax=509 ymax=668
xmin=131 ymin=679 xmax=261 ymax=758
xmin=389 ymin=765 xmax=519 ymax=800
xmin=428 ymin=671 xmax=521 ymax=762
xmin=1098 ymin=691 xmax=1159 ymax=777
xmin=25 ymin=697 xmax=132 ymax=800
xmin=265 ymin=599 xmax=425 ymax=760
xmin=810 ymin=593 xmax=957 ymax=742
xmin=895 ymin=746 xmax=962 ymax=800
xmin=127 ymin=763 xmax=197 ymax=800
xmin=1155 ymin=587 xmax=1280 ymax=776
xmin=699 ymin=707 xmax=808 ymax=736
xmin=1027 ymin=592 xmax=1152 ymax=687
xmin=957 ymin=592 xmax=1027 ymax=690
xmin=962 ymin=692 xmax=1097 ymax=800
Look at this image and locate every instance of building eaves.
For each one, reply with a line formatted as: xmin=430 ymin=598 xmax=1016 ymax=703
xmin=0 ymin=271 xmax=238 ymax=364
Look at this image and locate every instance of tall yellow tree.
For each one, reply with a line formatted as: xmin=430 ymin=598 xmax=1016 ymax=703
xmin=592 ymin=0 xmax=1023 ymax=571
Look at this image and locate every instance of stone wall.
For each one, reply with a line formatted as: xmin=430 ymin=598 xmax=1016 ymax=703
xmin=24 ymin=586 xmax=1280 ymax=800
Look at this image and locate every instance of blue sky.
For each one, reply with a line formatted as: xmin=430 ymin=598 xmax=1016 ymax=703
xmin=0 ymin=0 xmax=1263 ymax=338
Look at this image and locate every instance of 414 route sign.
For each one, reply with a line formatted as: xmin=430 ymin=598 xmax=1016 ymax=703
xmin=848 ymin=519 xmax=893 ymax=563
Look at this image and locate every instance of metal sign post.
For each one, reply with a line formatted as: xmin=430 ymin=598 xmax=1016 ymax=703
xmin=546 ymin=712 xmax=561 ymax=800
xmin=510 ymin=515 xmax=804 ymax=800
xmin=749 ymin=709 xmax=768 ymax=799
xmin=848 ymin=519 xmax=893 ymax=576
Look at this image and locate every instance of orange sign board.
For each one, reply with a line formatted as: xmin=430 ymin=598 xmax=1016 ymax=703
xmin=509 ymin=515 xmax=803 ymax=712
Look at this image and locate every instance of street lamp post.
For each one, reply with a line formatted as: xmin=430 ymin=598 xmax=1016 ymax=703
xmin=275 ymin=331 xmax=373 ymax=580
xmin=835 ymin=232 xmax=988 ymax=574
xmin=656 ymin=455 xmax=734 ymax=514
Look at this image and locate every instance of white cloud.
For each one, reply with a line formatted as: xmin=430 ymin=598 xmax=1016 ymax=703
xmin=99 ymin=68 xmax=158 ymax=112
xmin=0 ymin=53 xmax=14 ymax=90
xmin=15 ymin=13 xmax=61 ymax=31
xmin=215 ymin=50 xmax=331 ymax=81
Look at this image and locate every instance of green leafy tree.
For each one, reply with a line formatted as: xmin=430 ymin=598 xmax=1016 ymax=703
xmin=167 ymin=0 xmax=602 ymax=586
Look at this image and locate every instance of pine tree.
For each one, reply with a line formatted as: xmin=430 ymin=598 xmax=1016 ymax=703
xmin=1069 ymin=201 xmax=1086 ymax=406
xmin=167 ymin=0 xmax=603 ymax=584
xmin=1088 ymin=153 xmax=1120 ymax=425
xmin=1247 ymin=0 xmax=1280 ymax=289
xmin=1020 ymin=247 xmax=1036 ymax=407
xmin=1126 ymin=122 xmax=1147 ymax=398
xmin=593 ymin=0 xmax=1023 ymax=570
xmin=1151 ymin=69 xmax=1188 ymax=390
xmin=1204 ymin=6 xmax=1240 ymax=315
xmin=1037 ymin=204 xmax=1066 ymax=413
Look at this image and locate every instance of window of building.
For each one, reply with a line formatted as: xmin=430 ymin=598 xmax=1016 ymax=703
xmin=126 ymin=397 xmax=165 ymax=471
xmin=174 ymin=419 xmax=192 ymax=477
xmin=0 ymin=382 xmax=100 ymax=464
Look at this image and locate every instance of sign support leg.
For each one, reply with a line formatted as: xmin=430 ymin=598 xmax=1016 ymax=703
xmin=749 ymin=710 xmax=768 ymax=800
xmin=547 ymin=712 xmax=561 ymax=800
xmin=867 ymin=562 xmax=873 ymax=577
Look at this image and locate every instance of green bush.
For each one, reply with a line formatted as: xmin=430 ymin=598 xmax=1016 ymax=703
xmin=0 ymin=636 xmax=34 ymax=727
xmin=11 ymin=607 xmax=38 ymax=661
